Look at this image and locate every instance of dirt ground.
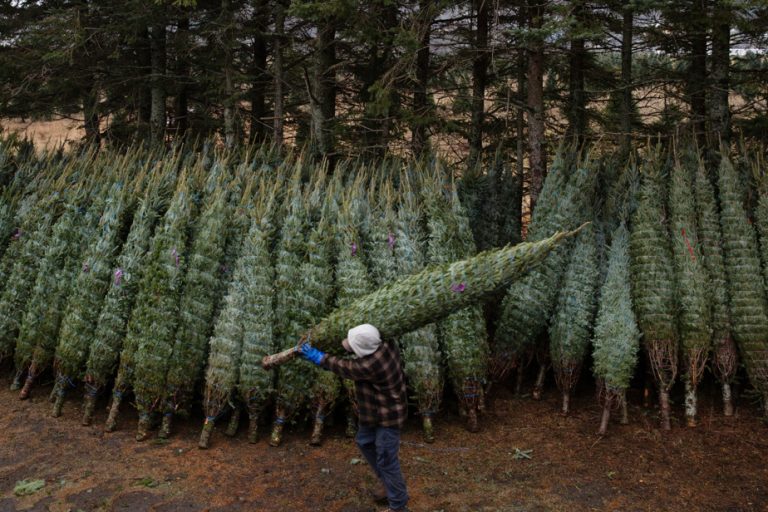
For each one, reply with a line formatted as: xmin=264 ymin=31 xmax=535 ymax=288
xmin=0 ymin=376 xmax=766 ymax=512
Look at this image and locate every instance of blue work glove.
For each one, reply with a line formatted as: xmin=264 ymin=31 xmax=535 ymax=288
xmin=300 ymin=343 xmax=326 ymax=366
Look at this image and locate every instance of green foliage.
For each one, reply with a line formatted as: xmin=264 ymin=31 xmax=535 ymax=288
xmin=309 ymin=216 xmax=581 ymax=352
xmin=629 ymin=155 xmax=677 ymax=344
xmin=130 ymin=177 xmax=193 ymax=416
xmin=86 ymin=185 xmax=165 ymax=390
xmin=0 ymin=195 xmax=57 ymax=360
xmin=425 ymin=172 xmax=488 ymax=405
xmin=15 ymin=193 xmax=89 ymax=375
xmin=493 ymin=154 xmax=592 ymax=376
xmin=273 ymin=172 xmax=311 ymax=418
xmin=693 ymin=157 xmax=733 ymax=380
xmin=549 ymin=224 xmax=599 ymax=388
xmin=718 ymin=156 xmax=768 ymax=398
xmin=592 ymin=224 xmax=640 ymax=392
xmin=164 ymin=187 xmax=230 ymax=415
xmin=54 ymin=182 xmax=127 ymax=380
xmin=236 ymin=184 xmax=279 ymax=416
xmin=669 ymin=155 xmax=711 ymax=365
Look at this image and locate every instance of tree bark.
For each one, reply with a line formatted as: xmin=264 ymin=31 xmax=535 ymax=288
xmin=137 ymin=26 xmax=152 ymax=137
xmin=150 ymin=18 xmax=167 ymax=145
xmin=411 ymin=0 xmax=433 ymax=157
xmin=310 ymin=18 xmax=337 ymax=162
xmin=273 ymin=0 xmax=286 ymax=147
xmin=173 ymin=14 xmax=190 ymax=139
xmin=469 ymin=0 xmax=490 ymax=167
xmin=250 ymin=6 xmax=269 ymax=144
xmin=688 ymin=0 xmax=708 ymax=145
xmin=567 ymin=0 xmax=586 ymax=147
xmin=526 ymin=0 xmax=546 ymax=210
xmin=83 ymin=84 xmax=100 ymax=146
xmin=619 ymin=2 xmax=633 ymax=157
xmin=222 ymin=0 xmax=237 ymax=149
xmin=709 ymin=0 xmax=730 ymax=146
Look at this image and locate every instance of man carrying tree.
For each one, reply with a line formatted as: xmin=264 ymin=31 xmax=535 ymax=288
xmin=300 ymin=324 xmax=410 ymax=512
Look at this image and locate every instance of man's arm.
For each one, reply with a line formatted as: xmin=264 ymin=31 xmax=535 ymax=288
xmin=320 ymin=355 xmax=372 ymax=381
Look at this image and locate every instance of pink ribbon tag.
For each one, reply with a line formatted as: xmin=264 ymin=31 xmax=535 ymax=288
xmin=350 ymin=242 xmax=358 ymax=257
xmin=388 ymin=232 xmax=396 ymax=250
xmin=450 ymin=282 xmax=466 ymax=293
xmin=171 ymin=248 xmax=180 ymax=267
xmin=12 ymin=228 xmax=22 ymax=240
xmin=82 ymin=262 xmax=90 ymax=273
xmin=114 ymin=268 xmax=123 ymax=286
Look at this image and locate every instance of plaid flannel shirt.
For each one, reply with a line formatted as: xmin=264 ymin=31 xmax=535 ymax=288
xmin=321 ymin=340 xmax=407 ymax=429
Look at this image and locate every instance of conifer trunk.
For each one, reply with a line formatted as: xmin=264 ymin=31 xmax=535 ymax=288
xmin=469 ymin=0 xmax=490 ymax=166
xmin=150 ymin=18 xmax=167 ymax=145
xmin=526 ymin=0 xmax=546 ymax=210
xmin=620 ymin=2 xmax=633 ymax=157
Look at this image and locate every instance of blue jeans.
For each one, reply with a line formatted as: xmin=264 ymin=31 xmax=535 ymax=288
xmin=356 ymin=425 xmax=409 ymax=510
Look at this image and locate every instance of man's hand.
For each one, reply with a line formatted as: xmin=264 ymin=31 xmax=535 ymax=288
xmin=299 ymin=343 xmax=326 ymax=366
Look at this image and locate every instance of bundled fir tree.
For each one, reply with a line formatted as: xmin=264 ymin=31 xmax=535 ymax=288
xmin=426 ymin=174 xmax=489 ymax=433
xmin=14 ymin=189 xmax=91 ymax=399
xmin=268 ymin=224 xmax=585 ymax=368
xmin=630 ymin=153 xmax=678 ymax=430
xmin=304 ymin=205 xmax=338 ymax=446
xmin=669 ymin=154 xmax=711 ymax=427
xmin=269 ymin=169 xmax=312 ymax=447
xmin=51 ymin=181 xmax=128 ymax=417
xmin=0 ymin=192 xmax=38 ymax=297
xmin=128 ymin=176 xmax=194 ymax=441
xmin=396 ymin=171 xmax=443 ymax=442
xmin=159 ymin=187 xmax=230 ymax=439
xmin=549 ymin=224 xmax=599 ymax=414
xmin=199 ymin=179 xmax=277 ymax=448
xmin=0 ymin=194 xmax=58 ymax=363
xmin=493 ymin=154 xmax=590 ymax=392
xmin=89 ymin=183 xmax=166 ymax=428
xmin=236 ymin=181 xmax=280 ymax=444
xmin=719 ymin=155 xmax=768 ymax=410
xmin=695 ymin=159 xmax=737 ymax=416
xmin=593 ymin=223 xmax=640 ymax=435
xmin=333 ymin=174 xmax=375 ymax=439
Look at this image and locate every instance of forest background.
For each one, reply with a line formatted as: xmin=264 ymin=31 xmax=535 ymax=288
xmin=1 ymin=0 xmax=767 ymax=205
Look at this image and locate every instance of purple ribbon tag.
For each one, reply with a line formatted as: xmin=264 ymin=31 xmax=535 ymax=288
xmin=450 ymin=282 xmax=466 ymax=293
xmin=12 ymin=228 xmax=22 ymax=240
xmin=388 ymin=232 xmax=396 ymax=250
xmin=114 ymin=268 xmax=123 ymax=286
xmin=350 ymin=242 xmax=358 ymax=257
xmin=82 ymin=262 xmax=90 ymax=273
xmin=171 ymin=248 xmax=180 ymax=267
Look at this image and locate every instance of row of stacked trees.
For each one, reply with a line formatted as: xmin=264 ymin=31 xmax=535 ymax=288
xmin=2 ymin=139 xmax=768 ymax=443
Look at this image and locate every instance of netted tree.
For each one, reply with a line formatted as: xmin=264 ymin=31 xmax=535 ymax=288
xmin=593 ymin=223 xmax=640 ymax=435
xmin=693 ymin=159 xmax=736 ymax=416
xmin=630 ymin=152 xmax=678 ymax=430
xmin=719 ymin=155 xmax=768 ymax=411
xmin=51 ymin=181 xmax=129 ymax=418
xmin=424 ymin=171 xmax=489 ymax=433
xmin=87 ymin=180 xmax=167 ymax=427
xmin=549 ymin=223 xmax=599 ymax=415
xmin=333 ymin=173 xmax=374 ymax=439
xmin=129 ymin=176 xmax=194 ymax=441
xmin=669 ymin=154 xmax=711 ymax=427
xmin=396 ymin=171 xmax=443 ymax=442
xmin=15 ymin=188 xmax=92 ymax=399
xmin=0 ymin=194 xmax=57 ymax=364
xmin=160 ymin=186 xmax=230 ymax=439
xmin=493 ymin=152 xmax=590 ymax=395
xmin=269 ymin=168 xmax=312 ymax=447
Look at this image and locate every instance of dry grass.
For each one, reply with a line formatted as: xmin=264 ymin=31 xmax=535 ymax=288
xmin=1 ymin=117 xmax=84 ymax=151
